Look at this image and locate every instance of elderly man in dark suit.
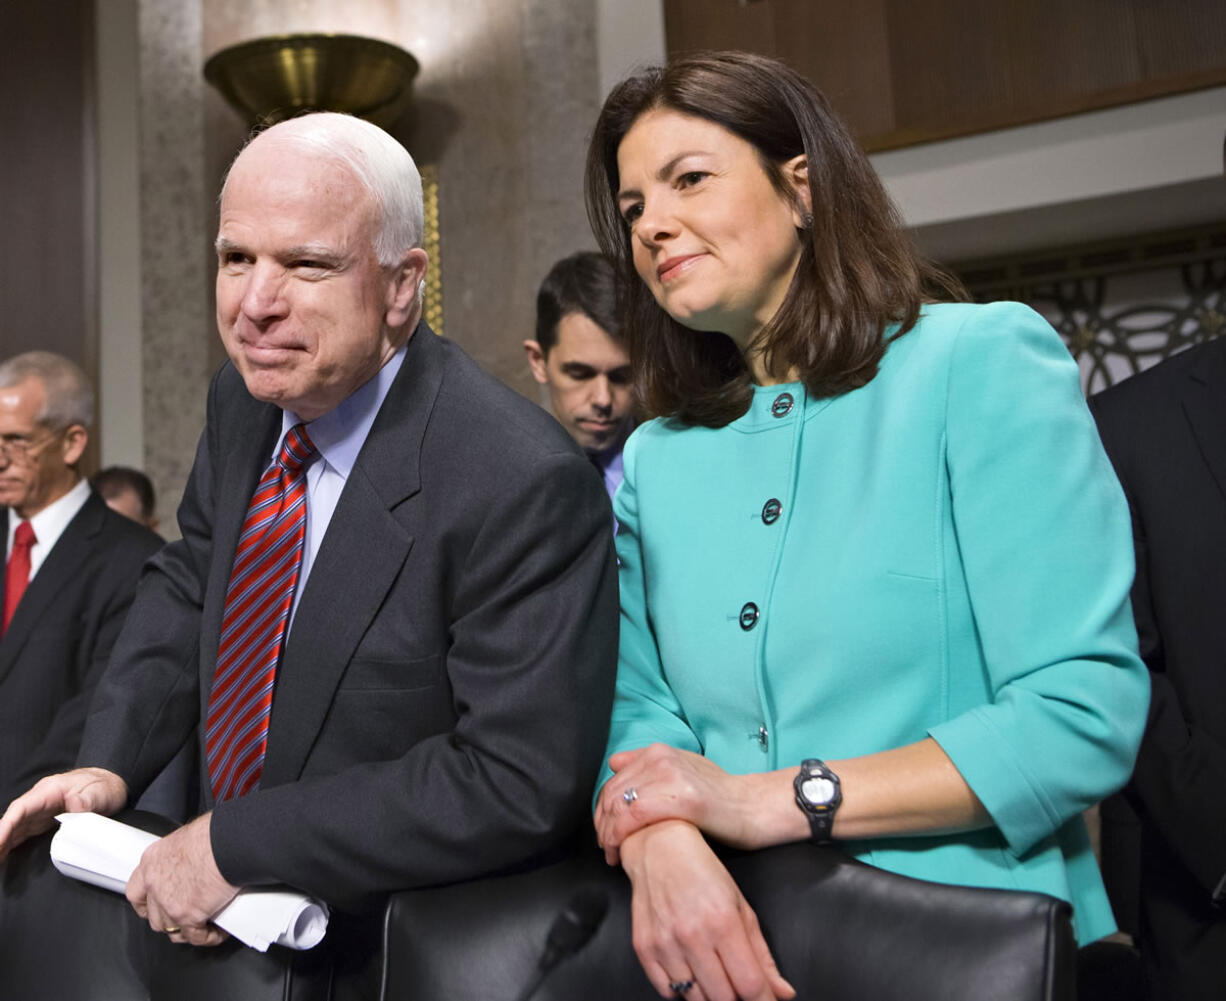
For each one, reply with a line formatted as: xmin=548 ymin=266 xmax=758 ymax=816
xmin=1090 ymin=336 xmax=1226 ymax=1000
xmin=0 ymin=351 xmax=162 ymax=805
xmin=0 ymin=112 xmax=617 ymax=973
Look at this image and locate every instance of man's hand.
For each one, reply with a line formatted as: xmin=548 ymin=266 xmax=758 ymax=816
xmin=126 ymin=812 xmax=238 ymax=947
xmin=0 ymin=768 xmax=127 ymax=863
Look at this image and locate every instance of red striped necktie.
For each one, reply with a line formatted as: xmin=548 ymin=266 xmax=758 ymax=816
xmin=206 ymin=424 xmax=319 ymax=802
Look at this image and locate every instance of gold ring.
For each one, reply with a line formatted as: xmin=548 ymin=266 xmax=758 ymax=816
xmin=164 ymin=925 xmax=181 ymax=934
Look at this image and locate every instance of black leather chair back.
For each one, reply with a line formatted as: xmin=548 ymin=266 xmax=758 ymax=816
xmin=0 ymin=830 xmax=149 ymax=1001
xmin=379 ymin=843 xmax=1077 ymax=1001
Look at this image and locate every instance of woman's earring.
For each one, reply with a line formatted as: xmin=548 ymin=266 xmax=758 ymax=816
xmin=801 ymin=212 xmax=814 ymax=230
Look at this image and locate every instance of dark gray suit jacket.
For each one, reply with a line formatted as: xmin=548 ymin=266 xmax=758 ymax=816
xmin=0 ymin=491 xmax=162 ymax=805
xmin=1091 ymin=337 xmax=1226 ymax=1000
xmin=79 ymin=324 xmax=619 ymax=913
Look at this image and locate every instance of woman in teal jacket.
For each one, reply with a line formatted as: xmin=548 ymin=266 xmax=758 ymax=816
xmin=585 ymin=52 xmax=1148 ymax=1001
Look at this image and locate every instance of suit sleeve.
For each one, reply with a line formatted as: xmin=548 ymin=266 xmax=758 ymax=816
xmin=1091 ymin=394 xmax=1226 ymax=902
xmin=594 ymin=425 xmax=703 ymax=802
xmin=76 ymin=379 xmax=221 ymax=796
xmin=209 ymin=448 xmax=619 ymax=912
xmin=927 ymin=302 xmax=1150 ymax=856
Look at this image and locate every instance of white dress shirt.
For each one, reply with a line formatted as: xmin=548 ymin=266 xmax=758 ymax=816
xmin=5 ymin=478 xmax=91 ymax=580
xmin=273 ymin=344 xmax=406 ymax=628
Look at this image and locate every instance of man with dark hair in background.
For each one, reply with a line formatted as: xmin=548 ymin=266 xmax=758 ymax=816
xmin=525 ymin=251 xmax=634 ymax=503
xmin=91 ymin=465 xmax=159 ymax=534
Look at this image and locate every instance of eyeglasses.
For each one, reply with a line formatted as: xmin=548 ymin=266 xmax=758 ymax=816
xmin=0 ymin=429 xmax=62 ymax=463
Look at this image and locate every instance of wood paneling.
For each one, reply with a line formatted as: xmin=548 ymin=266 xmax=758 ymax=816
xmin=0 ymin=0 xmax=96 ymax=368
xmin=663 ymin=0 xmax=1226 ymax=151
xmin=663 ymin=0 xmax=776 ymax=58
xmin=779 ymin=0 xmax=894 ymax=141
xmin=1136 ymin=0 xmax=1226 ymax=80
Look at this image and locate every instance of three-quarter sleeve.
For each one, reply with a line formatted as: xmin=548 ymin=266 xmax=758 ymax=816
xmin=927 ymin=302 xmax=1149 ymax=854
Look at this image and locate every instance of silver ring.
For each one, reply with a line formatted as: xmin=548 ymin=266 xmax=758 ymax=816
xmin=669 ymin=980 xmax=693 ymax=995
xmin=622 ymin=787 xmax=638 ymax=804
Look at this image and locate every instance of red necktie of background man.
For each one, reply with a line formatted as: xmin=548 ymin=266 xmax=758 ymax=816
xmin=205 ymin=424 xmax=319 ymax=802
xmin=3 ymin=520 xmax=36 ymax=635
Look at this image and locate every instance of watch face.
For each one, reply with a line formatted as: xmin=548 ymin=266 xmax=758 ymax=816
xmin=802 ymin=776 xmax=835 ymax=806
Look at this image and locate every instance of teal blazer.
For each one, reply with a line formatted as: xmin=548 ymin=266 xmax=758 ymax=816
xmin=603 ymin=302 xmax=1149 ymax=944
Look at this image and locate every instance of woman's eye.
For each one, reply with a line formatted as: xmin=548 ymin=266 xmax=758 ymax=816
xmin=621 ymin=203 xmax=643 ymax=225
xmin=679 ymin=171 xmax=707 ymax=187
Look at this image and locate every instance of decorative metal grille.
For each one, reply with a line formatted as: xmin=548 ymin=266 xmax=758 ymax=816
xmin=958 ymin=225 xmax=1226 ymax=394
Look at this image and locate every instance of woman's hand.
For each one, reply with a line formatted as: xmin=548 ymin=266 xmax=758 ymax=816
xmin=620 ymin=820 xmax=795 ymax=1001
xmin=596 ymin=744 xmax=795 ymax=863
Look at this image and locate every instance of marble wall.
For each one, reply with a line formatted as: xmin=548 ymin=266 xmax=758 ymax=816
xmin=137 ymin=1 xmax=211 ymax=531
xmin=125 ymin=0 xmax=603 ymax=534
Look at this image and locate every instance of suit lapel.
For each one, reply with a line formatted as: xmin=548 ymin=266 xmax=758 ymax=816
xmin=0 ymin=492 xmax=104 ymax=683
xmin=261 ymin=325 xmax=442 ymax=785
xmin=1181 ymin=337 xmax=1226 ymax=507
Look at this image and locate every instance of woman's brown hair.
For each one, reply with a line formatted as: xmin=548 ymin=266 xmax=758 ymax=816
xmin=585 ymin=51 xmax=965 ymax=427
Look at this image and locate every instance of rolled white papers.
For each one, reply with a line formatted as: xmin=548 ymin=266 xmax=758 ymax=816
xmin=50 ymin=812 xmax=329 ymax=952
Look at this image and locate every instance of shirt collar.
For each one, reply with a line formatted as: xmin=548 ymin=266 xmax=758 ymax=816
xmin=276 ymin=344 xmax=407 ymax=475
xmin=596 ymin=446 xmax=623 ymax=482
xmin=8 ymin=477 xmax=91 ymax=556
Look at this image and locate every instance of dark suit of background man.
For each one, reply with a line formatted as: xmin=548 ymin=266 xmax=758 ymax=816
xmin=0 ymin=351 xmax=162 ymax=806
xmin=0 ymin=112 xmax=618 ymax=982
xmin=1090 ymin=335 xmax=1226 ymax=1000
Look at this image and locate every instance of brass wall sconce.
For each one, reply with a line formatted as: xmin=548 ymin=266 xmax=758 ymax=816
xmin=203 ymin=33 xmax=419 ymax=130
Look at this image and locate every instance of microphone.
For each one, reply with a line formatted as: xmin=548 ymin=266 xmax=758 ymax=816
xmin=514 ymin=886 xmax=610 ymax=1001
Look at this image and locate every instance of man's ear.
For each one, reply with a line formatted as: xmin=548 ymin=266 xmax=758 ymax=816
xmin=61 ymin=424 xmax=88 ymax=467
xmin=784 ymin=155 xmax=811 ymax=226
xmin=385 ymin=248 xmax=430 ymax=328
xmin=523 ymin=340 xmax=549 ymax=384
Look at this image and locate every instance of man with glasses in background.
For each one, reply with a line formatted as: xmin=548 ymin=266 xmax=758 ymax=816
xmin=0 ymin=351 xmax=161 ymax=806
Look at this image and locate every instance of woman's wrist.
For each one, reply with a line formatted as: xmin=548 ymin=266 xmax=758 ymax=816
xmin=619 ymin=819 xmax=701 ymax=877
xmin=752 ymin=768 xmax=814 ymax=848
xmin=692 ymin=769 xmax=815 ymax=849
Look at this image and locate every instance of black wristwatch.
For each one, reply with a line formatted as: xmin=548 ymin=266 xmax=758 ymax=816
xmin=794 ymin=758 xmax=842 ymax=843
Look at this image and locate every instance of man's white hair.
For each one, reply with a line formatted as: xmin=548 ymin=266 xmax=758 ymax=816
xmin=0 ymin=351 xmax=94 ymax=429
xmin=224 ymin=112 xmax=424 ymax=268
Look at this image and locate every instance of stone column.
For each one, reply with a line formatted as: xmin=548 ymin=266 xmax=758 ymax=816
xmin=137 ymin=0 xmax=211 ymax=533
